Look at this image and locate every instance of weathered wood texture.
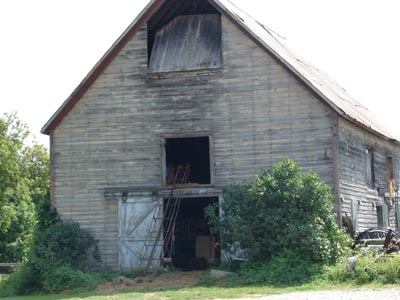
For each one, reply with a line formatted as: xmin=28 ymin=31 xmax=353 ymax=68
xmin=148 ymin=14 xmax=222 ymax=73
xmin=118 ymin=193 xmax=162 ymax=270
xmin=53 ymin=16 xmax=337 ymax=269
xmin=338 ymin=118 xmax=400 ymax=233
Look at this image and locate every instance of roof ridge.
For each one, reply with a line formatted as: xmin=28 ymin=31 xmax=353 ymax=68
xmin=41 ymin=0 xmax=399 ymax=143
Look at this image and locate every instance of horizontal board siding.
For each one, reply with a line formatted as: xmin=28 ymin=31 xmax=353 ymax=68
xmin=338 ymin=118 xmax=400 ymax=232
xmin=53 ymin=17 xmax=335 ymax=269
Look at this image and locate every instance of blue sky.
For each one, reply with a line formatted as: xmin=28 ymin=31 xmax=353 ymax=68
xmin=1 ymin=0 xmax=399 ymax=146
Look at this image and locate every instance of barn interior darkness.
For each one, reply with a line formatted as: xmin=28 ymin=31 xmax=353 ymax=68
xmin=165 ymin=137 xmax=211 ymax=184
xmin=164 ymin=197 xmax=220 ymax=270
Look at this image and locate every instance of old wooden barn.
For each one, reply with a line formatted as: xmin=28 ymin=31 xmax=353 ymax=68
xmin=42 ymin=0 xmax=400 ymax=271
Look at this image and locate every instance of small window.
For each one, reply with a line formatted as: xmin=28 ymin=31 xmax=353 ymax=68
xmin=366 ymin=147 xmax=374 ymax=187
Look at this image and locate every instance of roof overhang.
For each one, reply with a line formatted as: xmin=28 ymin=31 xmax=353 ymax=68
xmin=41 ymin=0 xmax=400 ymax=145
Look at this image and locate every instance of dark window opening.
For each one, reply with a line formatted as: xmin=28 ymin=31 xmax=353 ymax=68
xmin=366 ymin=147 xmax=374 ymax=187
xmin=387 ymin=156 xmax=393 ymax=181
xmin=164 ymin=197 xmax=220 ymax=270
xmin=165 ymin=136 xmax=211 ymax=185
xmin=147 ymin=0 xmax=222 ymax=73
xmin=377 ymin=206 xmax=384 ymax=228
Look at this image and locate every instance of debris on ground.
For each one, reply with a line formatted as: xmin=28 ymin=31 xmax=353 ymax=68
xmin=96 ymin=271 xmax=202 ymax=294
xmin=363 ymin=229 xmax=400 ymax=271
xmin=210 ymin=269 xmax=237 ymax=279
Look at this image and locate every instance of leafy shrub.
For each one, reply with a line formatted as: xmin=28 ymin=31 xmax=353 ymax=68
xmin=206 ymin=158 xmax=350 ymax=266
xmin=30 ymin=220 xmax=100 ymax=270
xmin=0 ymin=265 xmax=38 ymax=296
xmin=43 ymin=265 xmax=101 ymax=293
xmin=0 ymin=220 xmax=101 ymax=296
xmin=231 ymin=252 xmax=323 ymax=286
xmin=198 ymin=270 xmax=216 ymax=286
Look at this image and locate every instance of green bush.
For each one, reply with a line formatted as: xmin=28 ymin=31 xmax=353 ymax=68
xmin=43 ymin=265 xmax=101 ymax=293
xmin=220 ymin=250 xmax=321 ymax=286
xmin=0 ymin=220 xmax=101 ymax=296
xmin=31 ymin=220 xmax=100 ymax=270
xmin=206 ymin=158 xmax=350 ymax=265
xmin=0 ymin=265 xmax=39 ymax=296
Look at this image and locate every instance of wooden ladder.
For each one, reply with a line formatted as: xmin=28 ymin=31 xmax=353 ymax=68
xmin=138 ymin=164 xmax=190 ymax=275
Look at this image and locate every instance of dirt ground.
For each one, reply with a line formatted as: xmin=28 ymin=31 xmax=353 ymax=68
xmin=241 ymin=289 xmax=400 ymax=300
xmin=96 ymin=271 xmax=202 ymax=293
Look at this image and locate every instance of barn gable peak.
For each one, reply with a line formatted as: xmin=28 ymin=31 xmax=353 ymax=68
xmin=147 ymin=0 xmax=222 ymax=73
xmin=41 ymin=0 xmax=399 ymax=143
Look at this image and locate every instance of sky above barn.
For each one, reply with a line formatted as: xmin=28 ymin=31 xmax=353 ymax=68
xmin=1 ymin=0 xmax=399 ymax=147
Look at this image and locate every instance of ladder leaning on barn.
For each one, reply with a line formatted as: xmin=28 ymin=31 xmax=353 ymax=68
xmin=138 ymin=164 xmax=190 ymax=275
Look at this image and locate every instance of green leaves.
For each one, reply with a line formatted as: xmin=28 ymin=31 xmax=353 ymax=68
xmin=0 ymin=113 xmax=50 ymax=263
xmin=30 ymin=221 xmax=100 ymax=270
xmin=206 ymin=158 xmax=350 ymax=265
xmin=0 ymin=221 xmax=101 ymax=296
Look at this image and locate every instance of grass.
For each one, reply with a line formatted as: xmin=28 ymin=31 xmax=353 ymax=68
xmin=3 ymin=251 xmax=400 ymax=300
xmin=0 ymin=284 xmax=345 ymax=300
xmin=0 ymin=268 xmax=383 ymax=300
xmin=0 ymin=270 xmax=338 ymax=300
xmin=0 ymin=275 xmax=397 ymax=300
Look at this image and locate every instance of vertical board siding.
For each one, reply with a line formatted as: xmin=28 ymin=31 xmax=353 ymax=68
xmin=338 ymin=118 xmax=400 ymax=232
xmin=148 ymin=14 xmax=222 ymax=73
xmin=53 ymin=17 xmax=337 ymax=269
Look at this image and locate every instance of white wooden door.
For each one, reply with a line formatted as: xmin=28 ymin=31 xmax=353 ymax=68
xmin=118 ymin=193 xmax=162 ymax=270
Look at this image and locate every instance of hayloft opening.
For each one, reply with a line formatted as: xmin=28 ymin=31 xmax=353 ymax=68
xmin=164 ymin=136 xmax=211 ymax=185
xmin=164 ymin=197 xmax=220 ymax=270
xmin=147 ymin=0 xmax=222 ymax=73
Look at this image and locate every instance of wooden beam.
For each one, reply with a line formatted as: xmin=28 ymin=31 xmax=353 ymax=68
xmin=50 ymin=129 xmax=55 ymax=209
xmin=331 ymin=112 xmax=342 ymax=226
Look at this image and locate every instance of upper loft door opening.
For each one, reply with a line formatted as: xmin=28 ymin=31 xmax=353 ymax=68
xmin=147 ymin=0 xmax=222 ymax=73
xmin=163 ymin=136 xmax=211 ymax=186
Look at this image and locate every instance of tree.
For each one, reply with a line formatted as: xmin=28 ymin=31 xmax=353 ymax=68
xmin=21 ymin=143 xmax=54 ymax=229
xmin=0 ymin=113 xmax=50 ymax=262
xmin=206 ymin=158 xmax=349 ymax=265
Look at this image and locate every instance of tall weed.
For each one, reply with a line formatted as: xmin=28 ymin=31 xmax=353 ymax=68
xmin=322 ymin=252 xmax=400 ymax=285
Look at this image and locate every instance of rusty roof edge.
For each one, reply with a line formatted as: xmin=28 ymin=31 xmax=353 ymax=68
xmin=340 ymin=114 xmax=400 ymax=145
xmin=210 ymin=0 xmax=345 ymax=116
xmin=41 ymin=0 xmax=400 ymax=145
xmin=212 ymin=0 xmax=399 ymax=144
xmin=41 ymin=0 xmax=164 ymax=135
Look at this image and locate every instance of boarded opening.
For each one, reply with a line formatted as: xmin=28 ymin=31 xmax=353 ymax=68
xmin=377 ymin=203 xmax=389 ymax=228
xmin=164 ymin=197 xmax=219 ymax=270
xmin=165 ymin=136 xmax=211 ymax=185
xmin=147 ymin=0 xmax=221 ymax=73
xmin=148 ymin=14 xmax=222 ymax=73
xmin=148 ymin=0 xmax=220 ymax=60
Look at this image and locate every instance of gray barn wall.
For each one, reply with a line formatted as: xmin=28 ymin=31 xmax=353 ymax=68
xmin=338 ymin=118 xmax=400 ymax=233
xmin=52 ymin=16 xmax=335 ymax=269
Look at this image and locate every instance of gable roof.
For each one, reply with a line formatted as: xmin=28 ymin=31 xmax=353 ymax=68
xmin=41 ymin=0 xmax=399 ymax=144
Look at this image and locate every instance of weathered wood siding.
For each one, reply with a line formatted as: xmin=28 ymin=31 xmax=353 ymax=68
xmin=338 ymin=118 xmax=400 ymax=233
xmin=52 ymin=16 xmax=335 ymax=269
xmin=148 ymin=14 xmax=222 ymax=73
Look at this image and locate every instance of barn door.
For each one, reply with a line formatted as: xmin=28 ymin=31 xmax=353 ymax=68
xmin=118 ymin=193 xmax=162 ymax=270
